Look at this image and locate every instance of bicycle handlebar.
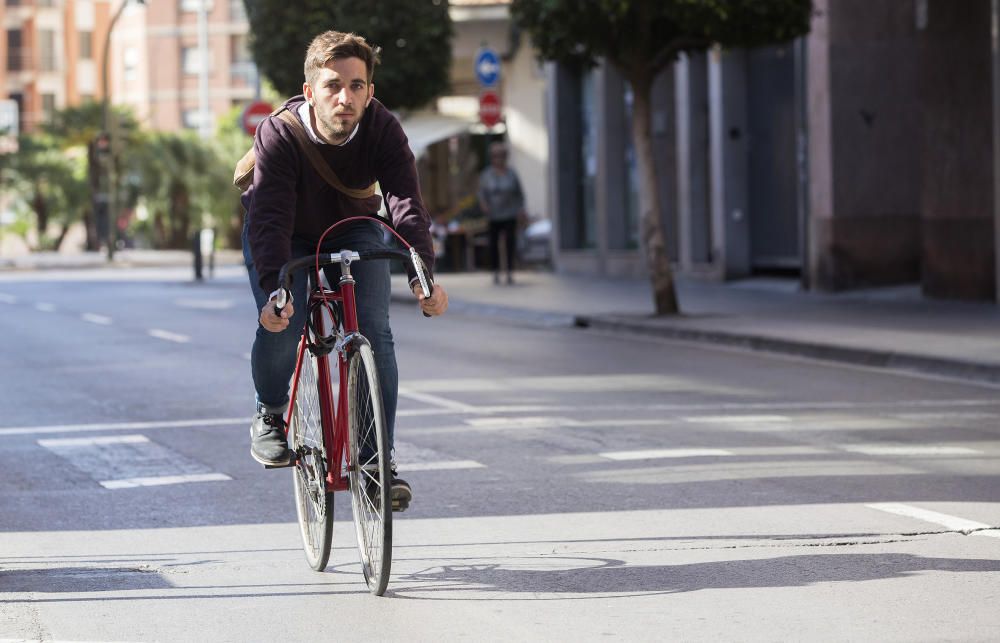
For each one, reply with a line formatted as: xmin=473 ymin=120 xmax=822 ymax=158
xmin=273 ymin=248 xmax=434 ymax=317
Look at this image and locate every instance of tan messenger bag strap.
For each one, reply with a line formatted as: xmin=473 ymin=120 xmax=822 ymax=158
xmin=275 ymin=109 xmax=377 ymax=200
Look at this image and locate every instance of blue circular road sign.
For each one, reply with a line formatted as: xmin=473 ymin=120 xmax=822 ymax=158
xmin=474 ymin=48 xmax=501 ymax=87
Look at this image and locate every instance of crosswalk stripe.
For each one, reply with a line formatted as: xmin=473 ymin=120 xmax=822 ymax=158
xmin=100 ymin=473 xmax=232 ymax=489
xmin=866 ymin=503 xmax=997 ymax=534
xmin=401 ymin=460 xmax=486 ymax=472
xmin=148 ymin=328 xmax=190 ymax=343
xmin=600 ymin=448 xmax=734 ymax=461
xmin=38 ymin=435 xmax=148 ymax=447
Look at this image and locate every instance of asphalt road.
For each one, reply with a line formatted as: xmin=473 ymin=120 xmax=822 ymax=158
xmin=1 ymin=266 xmax=999 ymax=641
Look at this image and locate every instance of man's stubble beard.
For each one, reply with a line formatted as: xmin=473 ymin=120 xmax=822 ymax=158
xmin=318 ymin=106 xmax=361 ymax=142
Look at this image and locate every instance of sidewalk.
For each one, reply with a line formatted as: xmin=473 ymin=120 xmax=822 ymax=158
xmin=393 ymin=270 xmax=1000 ymax=385
xmin=0 ymin=249 xmax=244 ymax=271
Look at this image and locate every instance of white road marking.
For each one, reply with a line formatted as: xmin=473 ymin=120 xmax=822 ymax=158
xmin=38 ymin=435 xmax=148 ymax=448
xmin=398 ymin=386 xmax=478 ymax=412
xmin=174 ymin=298 xmax=235 ymax=310
xmin=0 ymin=293 xmax=16 ymax=304
xmin=404 ymin=374 xmax=753 ymax=395
xmin=465 ymin=416 xmax=581 ymax=429
xmin=401 ymin=460 xmax=486 ymax=472
xmin=148 ymin=328 xmax=190 ymax=343
xmin=100 ymin=472 xmax=232 ymax=489
xmin=81 ymin=312 xmax=113 ymax=325
xmin=866 ymin=503 xmax=999 ymax=535
xmin=0 ymin=417 xmax=247 ymax=437
xmin=684 ymin=415 xmax=791 ymax=424
xmin=600 ymin=448 xmax=735 ymax=461
xmin=842 ymin=445 xmax=982 ymax=456
xmin=38 ymin=433 xmax=228 ymax=489
xmin=35 ymin=302 xmax=56 ymax=312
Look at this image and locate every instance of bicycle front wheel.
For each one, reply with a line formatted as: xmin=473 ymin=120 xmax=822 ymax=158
xmin=347 ymin=342 xmax=392 ymax=595
xmin=289 ymin=344 xmax=334 ymax=571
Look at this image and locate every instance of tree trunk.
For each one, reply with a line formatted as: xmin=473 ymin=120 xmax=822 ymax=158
xmin=629 ymin=71 xmax=679 ymax=315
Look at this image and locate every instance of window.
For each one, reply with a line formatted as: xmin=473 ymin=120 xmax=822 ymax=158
xmin=79 ymin=31 xmax=93 ymax=60
xmin=39 ymin=29 xmax=57 ymax=72
xmin=41 ymin=94 xmax=56 ymax=122
xmin=123 ymin=47 xmax=138 ymax=81
xmin=181 ymin=46 xmax=211 ymax=75
xmin=229 ymin=0 xmax=246 ymax=20
xmin=230 ymin=34 xmax=256 ymax=85
xmin=182 ymin=108 xmax=212 ymax=130
xmin=6 ymin=30 xmax=22 ymax=71
xmin=181 ymin=0 xmax=214 ymax=11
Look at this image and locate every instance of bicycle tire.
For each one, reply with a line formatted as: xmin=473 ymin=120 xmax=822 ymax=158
xmin=346 ymin=342 xmax=392 ymax=595
xmin=289 ymin=344 xmax=334 ymax=571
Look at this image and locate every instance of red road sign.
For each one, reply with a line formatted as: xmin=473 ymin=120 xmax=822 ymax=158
xmin=479 ymin=90 xmax=502 ymax=128
xmin=241 ymin=100 xmax=274 ymax=137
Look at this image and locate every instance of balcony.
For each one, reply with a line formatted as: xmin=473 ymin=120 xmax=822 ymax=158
xmin=230 ymin=61 xmax=258 ymax=88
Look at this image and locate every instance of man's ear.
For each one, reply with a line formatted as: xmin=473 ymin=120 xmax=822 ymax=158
xmin=303 ymin=82 xmax=314 ymax=105
xmin=366 ymin=83 xmax=375 ymax=108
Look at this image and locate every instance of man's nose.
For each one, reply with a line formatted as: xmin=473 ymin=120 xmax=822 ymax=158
xmin=337 ymin=88 xmax=352 ymax=105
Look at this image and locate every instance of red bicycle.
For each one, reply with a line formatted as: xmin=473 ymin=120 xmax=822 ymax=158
xmin=271 ymin=217 xmax=433 ymax=596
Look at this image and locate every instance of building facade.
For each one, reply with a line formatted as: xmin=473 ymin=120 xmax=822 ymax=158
xmin=2 ymin=0 xmax=115 ymax=133
xmin=545 ymin=0 xmax=1000 ymax=302
xmin=113 ymin=0 xmax=256 ymax=133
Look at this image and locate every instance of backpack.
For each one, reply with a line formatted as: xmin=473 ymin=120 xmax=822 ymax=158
xmin=233 ymin=106 xmax=377 ymax=200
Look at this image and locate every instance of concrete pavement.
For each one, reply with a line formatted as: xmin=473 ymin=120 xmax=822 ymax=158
xmin=4 ymin=248 xmax=999 ymax=385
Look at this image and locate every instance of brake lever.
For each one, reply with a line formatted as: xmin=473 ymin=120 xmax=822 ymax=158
xmin=410 ymin=247 xmax=434 ymax=318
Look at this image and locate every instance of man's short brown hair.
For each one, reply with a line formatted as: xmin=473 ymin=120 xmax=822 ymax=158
xmin=304 ymin=31 xmax=381 ymax=86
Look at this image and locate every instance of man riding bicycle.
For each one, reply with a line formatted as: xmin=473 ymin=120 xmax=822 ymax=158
xmin=241 ymin=30 xmax=448 ymax=510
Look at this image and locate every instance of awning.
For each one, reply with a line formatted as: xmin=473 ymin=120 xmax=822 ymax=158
xmin=400 ymin=112 xmax=475 ymax=159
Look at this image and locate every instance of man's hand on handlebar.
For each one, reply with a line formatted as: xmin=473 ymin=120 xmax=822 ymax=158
xmin=412 ymin=281 xmax=448 ymax=316
xmin=260 ymin=296 xmax=294 ymax=332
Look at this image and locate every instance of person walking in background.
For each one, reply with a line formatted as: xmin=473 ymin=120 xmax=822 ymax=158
xmin=478 ymin=142 xmax=525 ymax=285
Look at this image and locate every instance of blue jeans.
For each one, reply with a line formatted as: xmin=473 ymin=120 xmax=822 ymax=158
xmin=242 ymin=220 xmax=398 ymax=448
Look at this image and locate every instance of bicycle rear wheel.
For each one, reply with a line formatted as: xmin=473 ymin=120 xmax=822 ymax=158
xmin=289 ymin=344 xmax=333 ymax=571
xmin=346 ymin=342 xmax=392 ymax=595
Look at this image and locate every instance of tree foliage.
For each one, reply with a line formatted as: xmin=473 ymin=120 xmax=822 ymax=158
xmin=510 ymin=0 xmax=813 ymax=314
xmin=2 ymin=133 xmax=88 ymax=251
xmin=510 ymin=0 xmax=812 ymax=74
xmin=243 ymin=0 xmax=453 ymax=111
xmin=130 ymin=130 xmax=239 ymax=249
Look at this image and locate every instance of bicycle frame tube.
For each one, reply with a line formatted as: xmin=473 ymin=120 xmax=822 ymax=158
xmin=304 ymin=273 xmax=361 ymax=494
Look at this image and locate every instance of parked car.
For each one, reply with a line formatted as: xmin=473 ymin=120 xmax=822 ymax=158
xmin=518 ymin=217 xmax=552 ymax=266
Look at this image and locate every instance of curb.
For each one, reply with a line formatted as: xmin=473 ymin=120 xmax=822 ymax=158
xmin=578 ymin=314 xmax=1000 ymax=386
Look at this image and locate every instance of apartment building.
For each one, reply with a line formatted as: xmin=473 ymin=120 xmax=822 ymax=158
xmin=2 ymin=0 xmax=114 ymax=133
xmin=114 ymin=0 xmax=257 ymax=133
xmin=1 ymin=0 xmax=257 ymax=135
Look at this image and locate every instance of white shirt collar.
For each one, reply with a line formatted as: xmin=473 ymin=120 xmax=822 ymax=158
xmin=297 ymin=101 xmax=360 ymax=146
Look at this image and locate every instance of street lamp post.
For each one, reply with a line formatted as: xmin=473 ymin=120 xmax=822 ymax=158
xmin=98 ymin=0 xmax=144 ymax=261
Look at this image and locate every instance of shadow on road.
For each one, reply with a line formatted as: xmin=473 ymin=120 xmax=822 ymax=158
xmin=391 ymin=552 xmax=1000 ymax=599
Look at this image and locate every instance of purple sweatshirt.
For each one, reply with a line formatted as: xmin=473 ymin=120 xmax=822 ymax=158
xmin=242 ymin=95 xmax=434 ymax=294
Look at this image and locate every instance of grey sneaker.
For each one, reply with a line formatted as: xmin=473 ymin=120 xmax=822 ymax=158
xmin=250 ymin=411 xmax=291 ymax=466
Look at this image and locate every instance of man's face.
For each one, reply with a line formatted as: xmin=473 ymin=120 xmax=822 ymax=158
xmin=303 ymin=56 xmax=374 ymax=144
